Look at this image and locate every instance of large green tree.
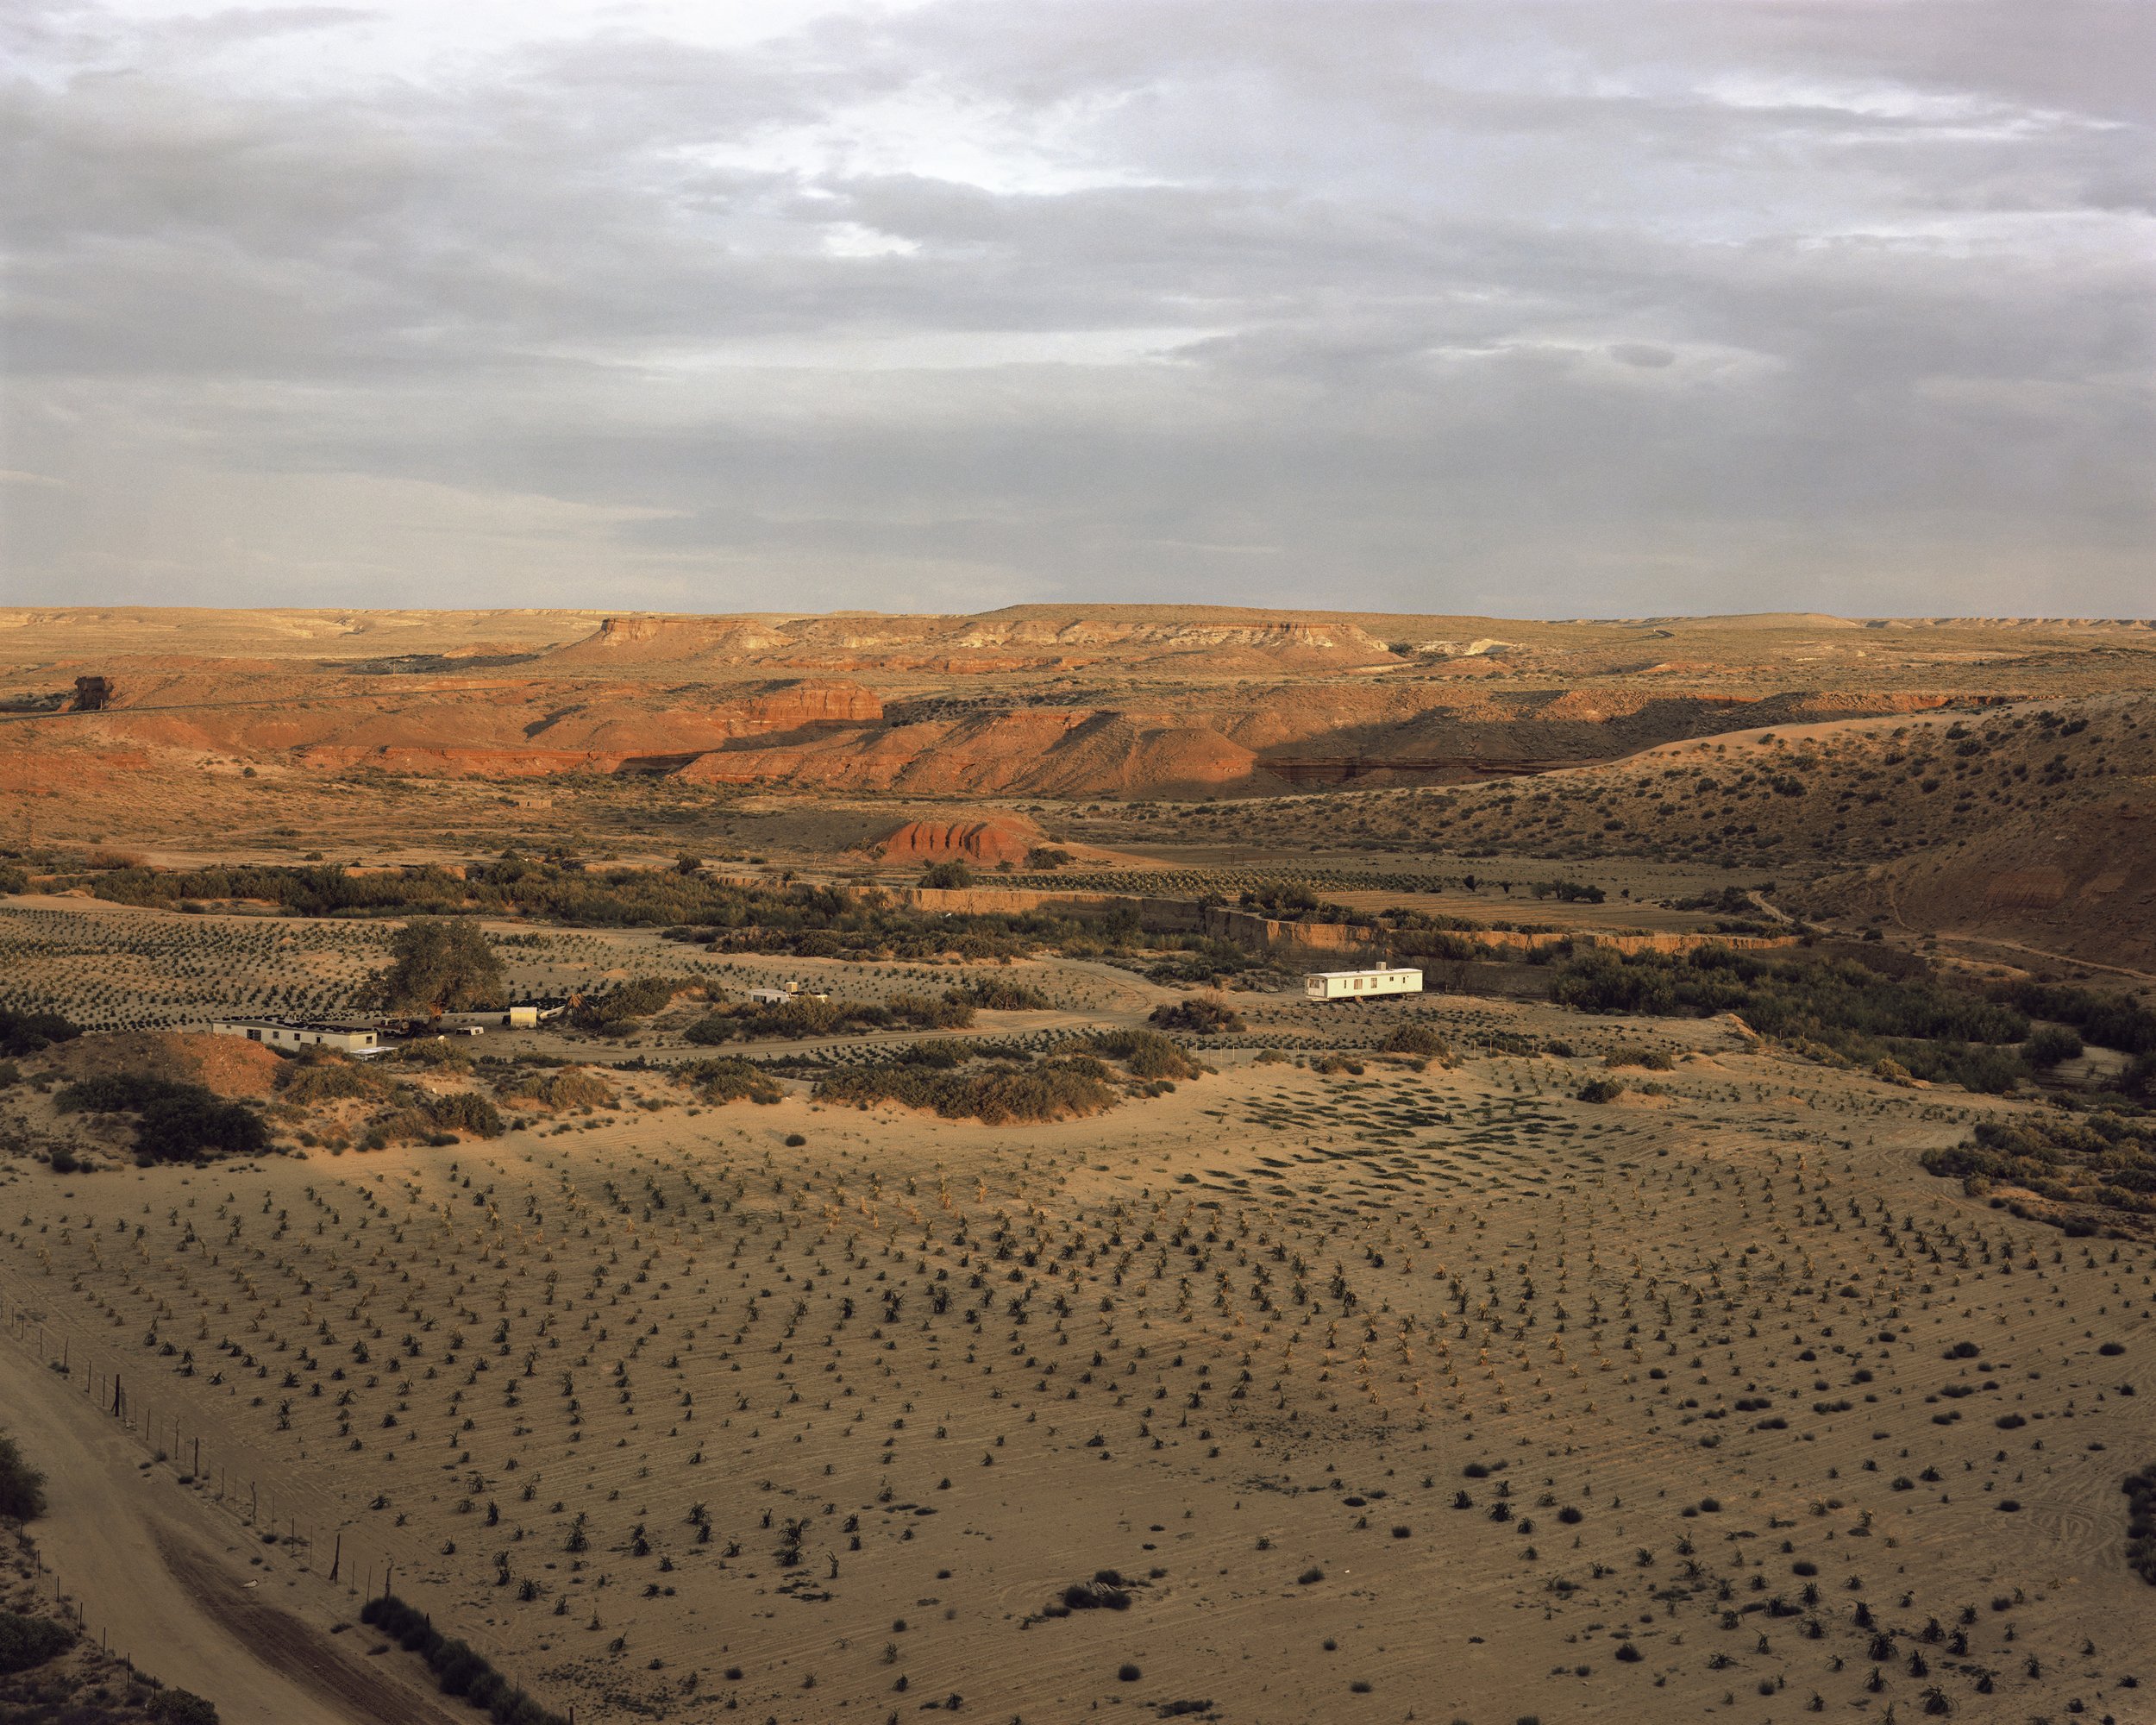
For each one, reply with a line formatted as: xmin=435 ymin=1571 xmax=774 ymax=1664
xmin=373 ymin=918 xmax=508 ymax=1014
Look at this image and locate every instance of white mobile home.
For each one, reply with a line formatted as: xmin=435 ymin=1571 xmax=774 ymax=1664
xmin=1304 ymin=965 xmax=1424 ymax=1002
xmin=210 ymin=1019 xmax=385 ymax=1057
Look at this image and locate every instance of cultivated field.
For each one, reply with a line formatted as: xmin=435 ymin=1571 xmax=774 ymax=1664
xmin=3 ymin=605 xmax=2153 ymax=1725
xmin=5 ymin=988 xmax=2153 ymax=1722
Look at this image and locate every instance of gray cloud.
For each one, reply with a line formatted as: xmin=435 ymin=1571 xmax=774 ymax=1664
xmin=1 ymin=0 xmax=2149 ymax=616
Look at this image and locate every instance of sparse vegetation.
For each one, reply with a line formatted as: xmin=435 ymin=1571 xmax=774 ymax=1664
xmin=1921 ymin=1113 xmax=2156 ymax=1224
xmin=360 ymin=1593 xmax=567 ymax=1724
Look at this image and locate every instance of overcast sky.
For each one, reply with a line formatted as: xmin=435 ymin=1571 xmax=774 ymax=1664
xmin=3 ymin=0 xmax=2151 ymax=618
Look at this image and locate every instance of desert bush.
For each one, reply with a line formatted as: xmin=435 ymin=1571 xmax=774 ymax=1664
xmin=2124 ymin=1464 xmax=2156 ymax=1587
xmin=567 ymin=975 xmax=696 ymax=1031
xmin=954 ymin=978 xmax=1052 ymax=1011
xmin=1087 ymin=1028 xmax=1202 ymax=1081
xmin=424 ymin=1092 xmax=506 ymax=1138
xmin=686 ymin=991 xmax=971 ymax=1045
xmin=364 ymin=1089 xmax=507 ymax=1147
xmin=493 ymin=1067 xmax=615 ymax=1111
xmin=0 ymin=1433 xmax=47 ymax=1519
xmin=1922 ymin=1113 xmax=2156 ymax=1224
xmin=1150 ymin=998 xmax=1245 ymax=1034
xmin=1552 ymin=947 xmax=2033 ymax=1090
xmin=360 ymin=1594 xmax=567 ymax=1725
xmin=1381 ymin=1022 xmax=1451 ymax=1059
xmin=2023 ymin=1025 xmax=2085 ymax=1068
xmin=1577 ymin=1077 xmax=1626 ymax=1104
xmin=921 ymin=860 xmax=975 ymax=889
xmin=0 ymin=1004 xmax=80 ymax=1057
xmin=395 ymin=1039 xmax=476 ymax=1070
xmin=60 ymin=1074 xmax=270 ymax=1161
xmin=135 ymin=1091 xmax=272 ymax=1156
xmin=279 ymin=1055 xmax=393 ymax=1104
xmin=818 ymin=1054 xmax=1119 ymax=1124
xmin=1024 ymin=847 xmax=1072 ymax=870
xmin=1992 ymin=981 xmax=2156 ymax=1057
xmin=672 ymin=1058 xmax=783 ymax=1106
xmin=0 ymin=1609 xmax=73 ymax=1673
xmin=147 ymin=1690 xmax=220 ymax=1724
xmin=55 ymin=1072 xmax=172 ymax=1113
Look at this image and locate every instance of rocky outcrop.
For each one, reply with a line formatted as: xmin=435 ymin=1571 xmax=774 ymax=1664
xmin=543 ymin=615 xmax=791 ymax=663
xmin=878 ymin=815 xmax=1045 ymax=868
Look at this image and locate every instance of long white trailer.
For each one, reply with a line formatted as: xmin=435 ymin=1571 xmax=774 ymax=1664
xmin=1303 ymin=965 xmax=1423 ymax=1001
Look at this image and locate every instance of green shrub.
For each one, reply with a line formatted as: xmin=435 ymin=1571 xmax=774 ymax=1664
xmin=0 ymin=1610 xmax=73 ymax=1673
xmin=139 ymin=1092 xmax=272 ymax=1161
xmin=395 ymin=1039 xmax=476 ymax=1070
xmin=424 ymin=1092 xmax=505 ymax=1138
xmin=279 ymin=1056 xmax=393 ymax=1104
xmin=147 ymin=1689 xmax=220 ymax=1724
xmin=1921 ymin=1113 xmax=2156 ymax=1225
xmin=1381 ymin=1022 xmax=1451 ymax=1059
xmin=567 ymin=975 xmax=695 ymax=1031
xmin=1551 ymin=947 xmax=2034 ymax=1092
xmin=672 ymin=1058 xmax=783 ymax=1106
xmin=0 ymin=1005 xmax=78 ymax=1057
xmin=687 ymin=990 xmax=972 ymax=1044
xmin=1150 ymin=998 xmax=1245 ymax=1034
xmin=359 ymin=1594 xmax=567 ymax=1725
xmin=1087 ymin=1029 xmax=1202 ymax=1080
xmin=2126 ymin=1464 xmax=2156 ymax=1587
xmin=0 ymin=1433 xmax=47 ymax=1519
xmin=60 ymin=1075 xmax=269 ymax=1160
xmin=818 ymin=1055 xmax=1119 ymax=1124
xmin=1577 ymin=1077 xmax=1626 ymax=1104
xmin=921 ymin=860 xmax=975 ymax=889
xmin=2023 ymin=1025 xmax=2085 ymax=1068
xmin=493 ymin=1067 xmax=614 ymax=1111
xmin=953 ymin=978 xmax=1052 ymax=1012
xmin=1992 ymin=981 xmax=2156 ymax=1056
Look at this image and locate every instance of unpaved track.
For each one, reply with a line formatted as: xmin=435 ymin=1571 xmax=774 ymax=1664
xmin=0 ymin=1341 xmax=463 ymax=1725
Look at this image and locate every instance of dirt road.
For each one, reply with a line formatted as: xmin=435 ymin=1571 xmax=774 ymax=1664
xmin=0 ymin=1339 xmax=465 ymax=1725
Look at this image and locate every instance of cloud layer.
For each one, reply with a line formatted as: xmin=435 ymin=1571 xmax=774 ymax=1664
xmin=3 ymin=0 xmax=2151 ymax=615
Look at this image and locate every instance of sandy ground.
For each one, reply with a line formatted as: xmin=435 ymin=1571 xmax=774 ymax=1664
xmin=4 ymin=998 xmax=2153 ymax=1723
xmin=0 ymin=1335 xmax=467 ymax=1725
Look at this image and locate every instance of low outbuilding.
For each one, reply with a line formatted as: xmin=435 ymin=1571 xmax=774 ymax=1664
xmin=1302 ymin=964 xmax=1424 ymax=1001
xmin=209 ymin=1019 xmax=386 ymax=1057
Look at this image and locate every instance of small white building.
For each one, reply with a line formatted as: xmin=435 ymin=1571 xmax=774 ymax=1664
xmin=745 ymin=984 xmax=830 ymax=1006
xmin=210 ymin=1019 xmax=385 ymax=1057
xmin=439 ymin=1004 xmax=546 ymax=1030
xmin=1303 ymin=964 xmax=1424 ymax=1002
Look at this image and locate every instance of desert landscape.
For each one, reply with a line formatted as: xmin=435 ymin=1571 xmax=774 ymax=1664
xmin=1 ymin=605 xmax=2153 ymax=1725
